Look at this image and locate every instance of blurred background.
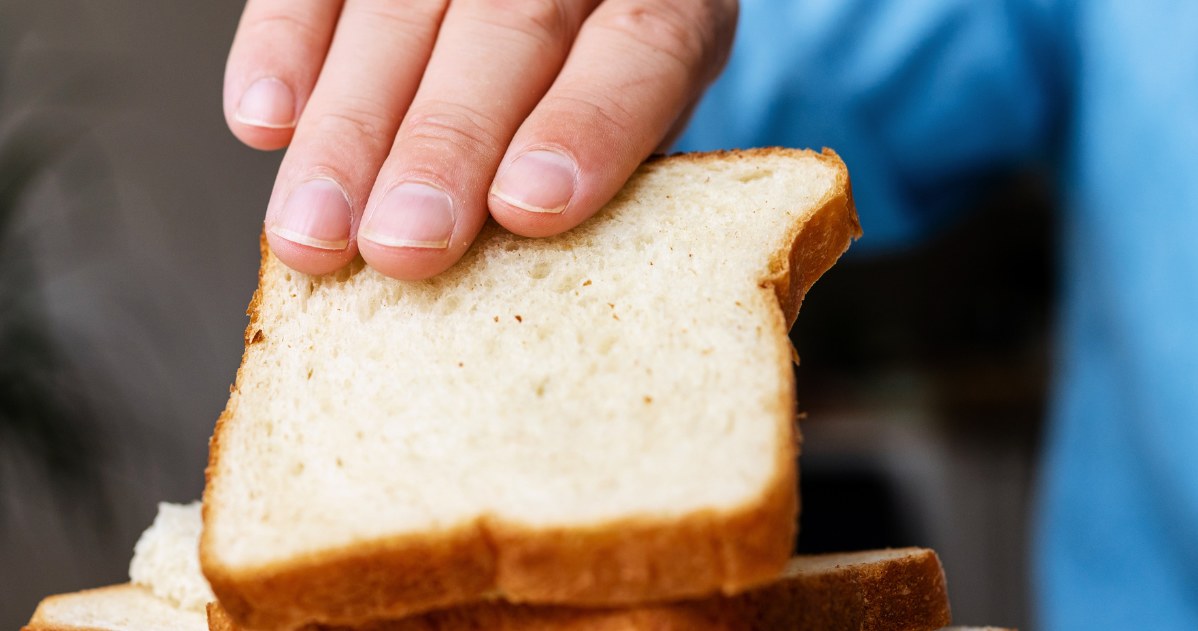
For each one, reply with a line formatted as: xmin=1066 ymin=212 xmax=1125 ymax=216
xmin=0 ymin=2 xmax=1052 ymax=629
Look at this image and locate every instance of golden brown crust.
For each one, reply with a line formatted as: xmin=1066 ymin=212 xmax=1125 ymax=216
xmin=773 ymin=549 xmax=952 ymax=631
xmin=205 ymin=447 xmax=797 ymax=629
xmin=766 ymin=148 xmax=862 ymax=326
xmin=201 ymin=148 xmax=859 ymax=630
xmin=208 ymin=605 xmax=236 ymax=631
xmin=487 ymin=458 xmax=796 ymax=605
xmin=203 ymin=522 xmax=497 ymax=630
xmin=207 ymin=549 xmax=948 ymax=631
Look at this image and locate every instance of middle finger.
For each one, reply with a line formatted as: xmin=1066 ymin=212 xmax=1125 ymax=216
xmin=358 ymin=0 xmax=599 ymax=280
xmin=263 ymin=0 xmax=449 ymax=275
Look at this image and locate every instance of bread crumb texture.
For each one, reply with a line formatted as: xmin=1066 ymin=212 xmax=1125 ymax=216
xmin=130 ymin=502 xmax=215 ymax=612
xmin=202 ymin=149 xmax=859 ymax=628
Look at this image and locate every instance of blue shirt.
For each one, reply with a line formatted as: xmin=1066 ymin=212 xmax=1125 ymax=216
xmin=678 ymin=1 xmax=1198 ymax=628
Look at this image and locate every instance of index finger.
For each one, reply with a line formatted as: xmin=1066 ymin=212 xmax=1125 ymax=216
xmin=224 ymin=0 xmax=343 ymax=150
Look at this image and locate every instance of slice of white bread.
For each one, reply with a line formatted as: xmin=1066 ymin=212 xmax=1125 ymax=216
xmin=22 ymin=550 xmax=950 ymax=631
xmin=202 ymin=148 xmax=862 ymax=629
xmin=206 ymin=548 xmax=951 ymax=631
xmin=22 ymin=584 xmax=207 ymax=631
xmin=26 ymin=504 xmax=951 ymax=631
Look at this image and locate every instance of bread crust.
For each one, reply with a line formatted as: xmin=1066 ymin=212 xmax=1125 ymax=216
xmin=201 ymin=148 xmax=861 ymax=630
xmin=206 ymin=549 xmax=948 ymax=631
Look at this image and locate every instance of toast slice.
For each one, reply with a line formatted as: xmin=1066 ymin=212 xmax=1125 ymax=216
xmin=21 ymin=550 xmax=949 ymax=631
xmin=202 ymin=148 xmax=861 ymax=629
xmin=22 ymin=584 xmax=208 ymax=631
xmin=27 ymin=505 xmax=949 ymax=631
xmin=206 ymin=548 xmax=950 ymax=631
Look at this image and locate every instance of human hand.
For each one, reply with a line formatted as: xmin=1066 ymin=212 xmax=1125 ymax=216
xmin=224 ymin=0 xmax=737 ymax=280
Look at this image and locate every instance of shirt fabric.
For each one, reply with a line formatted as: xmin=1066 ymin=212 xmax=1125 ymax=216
xmin=677 ymin=1 xmax=1198 ymax=628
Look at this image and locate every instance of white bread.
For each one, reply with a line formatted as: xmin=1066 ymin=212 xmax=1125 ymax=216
xmin=27 ymin=504 xmax=950 ymax=631
xmin=129 ymin=502 xmax=215 ymax=612
xmin=22 ymin=549 xmax=949 ymax=631
xmin=201 ymin=148 xmax=861 ymax=629
xmin=22 ymin=584 xmax=207 ymax=631
xmin=207 ymin=548 xmax=950 ymax=631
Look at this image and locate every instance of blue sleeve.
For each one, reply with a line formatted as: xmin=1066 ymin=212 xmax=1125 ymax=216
xmin=677 ymin=0 xmax=1068 ymax=252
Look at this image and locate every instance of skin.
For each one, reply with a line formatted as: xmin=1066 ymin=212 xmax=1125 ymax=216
xmin=224 ymin=0 xmax=738 ymax=280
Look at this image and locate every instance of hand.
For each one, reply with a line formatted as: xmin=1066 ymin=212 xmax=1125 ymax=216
xmin=224 ymin=0 xmax=738 ymax=280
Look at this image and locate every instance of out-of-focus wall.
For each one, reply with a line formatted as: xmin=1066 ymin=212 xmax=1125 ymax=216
xmin=1 ymin=2 xmax=274 ymax=627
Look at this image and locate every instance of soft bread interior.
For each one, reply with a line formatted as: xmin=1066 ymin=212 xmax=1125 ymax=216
xmin=205 ymin=151 xmax=846 ymax=571
xmin=130 ymin=502 xmax=214 ymax=612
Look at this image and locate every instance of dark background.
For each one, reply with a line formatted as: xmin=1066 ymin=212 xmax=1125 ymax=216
xmin=0 ymin=3 xmax=1052 ymax=629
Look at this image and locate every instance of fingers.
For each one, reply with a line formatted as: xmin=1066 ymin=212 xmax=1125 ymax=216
xmin=263 ymin=0 xmax=448 ymax=275
xmin=488 ymin=0 xmax=737 ymax=238
xmin=358 ymin=0 xmax=596 ymax=280
xmin=224 ymin=0 xmax=343 ymax=150
xmin=236 ymin=0 xmax=737 ymax=279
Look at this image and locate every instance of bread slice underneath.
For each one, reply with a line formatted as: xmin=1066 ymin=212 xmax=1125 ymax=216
xmin=202 ymin=148 xmax=861 ymax=629
xmin=22 ymin=584 xmax=208 ymax=631
xmin=27 ymin=504 xmax=950 ymax=631
xmin=206 ymin=548 xmax=950 ymax=631
xmin=22 ymin=548 xmax=948 ymax=631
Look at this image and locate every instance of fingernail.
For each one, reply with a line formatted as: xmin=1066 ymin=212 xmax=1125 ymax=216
xmin=236 ymin=77 xmax=296 ymax=129
xmin=268 ymin=178 xmax=352 ymax=250
xmin=491 ymin=149 xmax=577 ymax=214
xmin=359 ymin=182 xmax=454 ymax=249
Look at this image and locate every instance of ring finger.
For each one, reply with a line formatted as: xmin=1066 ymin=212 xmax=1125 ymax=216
xmin=357 ymin=0 xmax=600 ymax=280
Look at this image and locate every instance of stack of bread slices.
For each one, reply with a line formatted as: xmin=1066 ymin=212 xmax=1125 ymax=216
xmin=24 ymin=149 xmax=1000 ymax=630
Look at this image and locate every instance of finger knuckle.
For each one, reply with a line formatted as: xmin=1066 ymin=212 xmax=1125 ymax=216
xmin=469 ymin=0 xmax=574 ymax=48
xmin=545 ymin=88 xmax=638 ymax=143
xmin=312 ymin=102 xmax=394 ymax=143
xmin=598 ymin=1 xmax=714 ymax=75
xmin=401 ymin=101 xmax=506 ymax=160
xmin=246 ymin=11 xmax=324 ymax=48
xmin=350 ymin=0 xmax=448 ymax=34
